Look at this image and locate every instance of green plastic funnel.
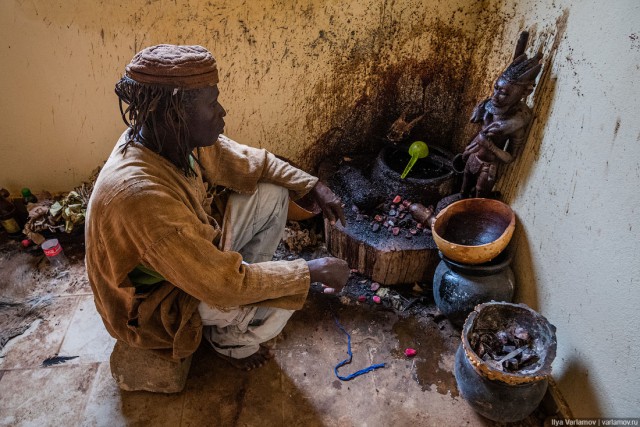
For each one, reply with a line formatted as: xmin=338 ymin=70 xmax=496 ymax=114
xmin=400 ymin=141 xmax=429 ymax=179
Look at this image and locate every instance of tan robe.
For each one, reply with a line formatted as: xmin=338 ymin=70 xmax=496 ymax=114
xmin=85 ymin=131 xmax=318 ymax=359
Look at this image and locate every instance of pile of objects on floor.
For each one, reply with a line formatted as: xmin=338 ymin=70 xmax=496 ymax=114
xmin=2 ymin=168 xmax=100 ymax=245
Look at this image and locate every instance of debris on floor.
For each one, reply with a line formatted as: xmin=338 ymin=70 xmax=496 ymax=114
xmin=0 ymin=215 xmax=552 ymax=426
xmin=404 ymin=347 xmax=417 ymax=357
xmin=0 ymin=234 xmax=88 ymax=354
xmin=283 ymin=220 xmax=319 ymax=253
xmin=23 ymin=169 xmax=98 ymax=244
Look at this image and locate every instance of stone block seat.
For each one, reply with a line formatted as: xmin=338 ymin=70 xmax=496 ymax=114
xmin=110 ymin=340 xmax=192 ymax=393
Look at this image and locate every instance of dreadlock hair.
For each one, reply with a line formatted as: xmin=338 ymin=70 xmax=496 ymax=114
xmin=115 ymin=76 xmax=197 ymax=177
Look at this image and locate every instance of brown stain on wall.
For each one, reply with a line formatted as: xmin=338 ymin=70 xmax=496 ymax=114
xmin=498 ymin=9 xmax=570 ymax=326
xmin=3 ymin=0 xmax=568 ymax=193
xmin=499 ymin=9 xmax=570 ymax=202
xmin=300 ymin=17 xmax=478 ymax=171
xmin=451 ymin=2 xmax=519 ymax=155
xmin=298 ymin=4 xmax=533 ymax=174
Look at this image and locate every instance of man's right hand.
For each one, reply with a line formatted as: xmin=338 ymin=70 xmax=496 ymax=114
xmin=307 ymin=257 xmax=350 ymax=294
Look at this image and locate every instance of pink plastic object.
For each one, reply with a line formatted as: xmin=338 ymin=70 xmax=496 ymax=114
xmin=404 ymin=348 xmax=417 ymax=357
xmin=357 ymin=295 xmax=367 ymax=303
xmin=373 ymin=296 xmax=381 ymax=304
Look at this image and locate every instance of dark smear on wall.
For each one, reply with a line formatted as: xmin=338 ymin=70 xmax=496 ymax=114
xmin=500 ymin=9 xmax=570 ymax=321
xmin=299 ymin=19 xmax=480 ymax=173
xmin=451 ymin=5 xmax=516 ymax=157
xmin=296 ymin=1 xmax=524 ymax=175
xmin=613 ymin=118 xmax=621 ymax=139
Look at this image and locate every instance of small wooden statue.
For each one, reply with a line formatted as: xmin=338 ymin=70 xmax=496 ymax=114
xmin=460 ymin=32 xmax=542 ymax=198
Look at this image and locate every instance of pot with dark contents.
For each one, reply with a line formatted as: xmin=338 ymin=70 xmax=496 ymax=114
xmin=371 ymin=144 xmax=456 ymax=208
xmin=454 ymin=302 xmax=557 ymax=422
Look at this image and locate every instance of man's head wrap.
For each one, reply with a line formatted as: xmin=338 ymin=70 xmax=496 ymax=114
xmin=125 ymin=44 xmax=219 ymax=89
xmin=115 ymin=44 xmax=219 ymax=177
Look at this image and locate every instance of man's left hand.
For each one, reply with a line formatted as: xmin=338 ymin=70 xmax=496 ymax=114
xmin=311 ymin=181 xmax=346 ymax=226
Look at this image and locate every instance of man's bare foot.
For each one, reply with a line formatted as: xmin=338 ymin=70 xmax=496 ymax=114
xmin=213 ymin=345 xmax=274 ymax=371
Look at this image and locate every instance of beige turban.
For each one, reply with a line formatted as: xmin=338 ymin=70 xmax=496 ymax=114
xmin=125 ymin=44 xmax=219 ymax=89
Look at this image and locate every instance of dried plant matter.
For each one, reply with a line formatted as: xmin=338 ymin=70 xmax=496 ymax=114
xmin=386 ymin=109 xmax=425 ymax=143
xmin=283 ymin=221 xmax=318 ymax=253
xmin=23 ymin=167 xmax=100 ymax=243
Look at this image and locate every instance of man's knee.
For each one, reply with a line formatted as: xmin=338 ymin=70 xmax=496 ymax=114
xmin=223 ymin=182 xmax=289 ymax=261
xmin=257 ymin=182 xmax=288 ymax=209
xmin=256 ymin=183 xmax=289 ymax=224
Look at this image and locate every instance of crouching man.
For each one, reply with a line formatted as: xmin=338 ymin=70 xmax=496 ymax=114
xmin=85 ymin=44 xmax=349 ymax=371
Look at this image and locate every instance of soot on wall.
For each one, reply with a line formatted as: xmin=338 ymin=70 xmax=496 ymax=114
xmin=300 ymin=20 xmax=478 ymax=172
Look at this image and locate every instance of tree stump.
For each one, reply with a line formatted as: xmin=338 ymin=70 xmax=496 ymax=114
xmin=324 ymin=219 xmax=439 ymax=285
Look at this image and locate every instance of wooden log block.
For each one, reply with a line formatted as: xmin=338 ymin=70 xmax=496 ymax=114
xmin=324 ymin=219 xmax=439 ymax=286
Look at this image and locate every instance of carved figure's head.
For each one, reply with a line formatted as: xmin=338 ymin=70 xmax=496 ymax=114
xmin=491 ymin=52 xmax=543 ymax=111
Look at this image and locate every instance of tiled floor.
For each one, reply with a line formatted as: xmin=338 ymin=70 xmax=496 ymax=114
xmin=0 ymin=240 xmax=547 ymax=426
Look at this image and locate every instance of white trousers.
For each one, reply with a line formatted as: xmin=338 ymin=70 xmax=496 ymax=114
xmin=198 ymin=183 xmax=294 ymax=358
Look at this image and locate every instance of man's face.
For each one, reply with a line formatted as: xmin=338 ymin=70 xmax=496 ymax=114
xmin=491 ymin=77 xmax=525 ymax=109
xmin=185 ymin=85 xmax=226 ymax=148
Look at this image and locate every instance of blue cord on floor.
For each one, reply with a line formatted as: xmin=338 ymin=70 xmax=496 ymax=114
xmin=332 ymin=312 xmax=386 ymax=381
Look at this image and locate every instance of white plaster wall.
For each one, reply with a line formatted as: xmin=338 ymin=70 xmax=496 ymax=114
xmin=491 ymin=0 xmax=640 ymax=417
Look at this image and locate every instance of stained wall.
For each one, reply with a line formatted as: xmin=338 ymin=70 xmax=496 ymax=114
xmin=0 ymin=0 xmax=483 ymax=191
xmin=490 ymin=0 xmax=640 ymax=417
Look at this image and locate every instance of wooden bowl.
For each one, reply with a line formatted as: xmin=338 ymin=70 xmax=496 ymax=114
xmin=432 ymin=198 xmax=515 ymax=265
xmin=272 ymin=154 xmax=322 ymax=221
xmin=287 ymin=193 xmax=322 ymax=221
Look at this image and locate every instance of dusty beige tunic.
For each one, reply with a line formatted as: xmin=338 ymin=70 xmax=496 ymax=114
xmin=85 ymin=131 xmax=318 ymax=359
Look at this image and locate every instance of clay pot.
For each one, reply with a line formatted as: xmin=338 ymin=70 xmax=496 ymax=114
xmin=370 ymin=145 xmax=456 ymax=207
xmin=433 ymin=249 xmax=515 ymax=327
xmin=432 ymin=198 xmax=515 ymax=265
xmin=454 ymin=302 xmax=557 ymax=423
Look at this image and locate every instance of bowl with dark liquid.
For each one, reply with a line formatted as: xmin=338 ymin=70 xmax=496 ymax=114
xmin=432 ymin=198 xmax=515 ymax=265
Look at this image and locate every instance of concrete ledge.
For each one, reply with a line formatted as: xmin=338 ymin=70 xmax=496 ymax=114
xmin=109 ymin=341 xmax=192 ymax=393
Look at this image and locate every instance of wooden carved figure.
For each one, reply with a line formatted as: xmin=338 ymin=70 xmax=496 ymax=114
xmin=460 ymin=32 xmax=543 ymax=198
